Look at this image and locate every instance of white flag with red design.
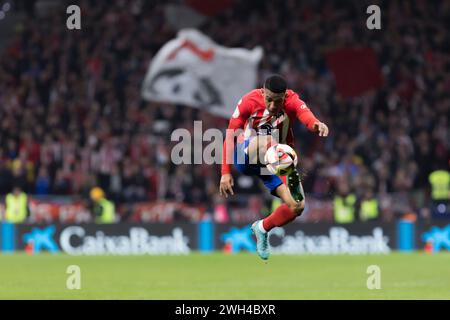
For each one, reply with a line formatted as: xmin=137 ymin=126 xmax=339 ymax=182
xmin=141 ymin=29 xmax=263 ymax=118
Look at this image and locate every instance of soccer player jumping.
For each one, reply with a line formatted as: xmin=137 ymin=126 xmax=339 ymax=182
xmin=219 ymin=75 xmax=329 ymax=260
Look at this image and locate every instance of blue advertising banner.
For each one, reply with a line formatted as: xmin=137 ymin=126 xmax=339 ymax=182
xmin=397 ymin=220 xmax=415 ymax=252
xmin=214 ymin=222 xmax=397 ymax=255
xmin=418 ymin=221 xmax=450 ymax=252
xmin=1 ymin=223 xmax=15 ymax=253
xmin=13 ymin=223 xmax=198 ymax=255
xmin=6 ymin=221 xmax=448 ymax=255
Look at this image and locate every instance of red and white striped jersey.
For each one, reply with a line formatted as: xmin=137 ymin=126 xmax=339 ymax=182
xmin=221 ymin=88 xmax=319 ymax=175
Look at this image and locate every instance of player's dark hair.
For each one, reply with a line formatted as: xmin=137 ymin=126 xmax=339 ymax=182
xmin=264 ymin=75 xmax=287 ymax=93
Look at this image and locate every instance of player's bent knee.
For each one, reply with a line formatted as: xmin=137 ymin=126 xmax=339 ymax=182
xmin=288 ymin=200 xmax=305 ymax=216
xmin=296 ymin=200 xmax=305 ymax=216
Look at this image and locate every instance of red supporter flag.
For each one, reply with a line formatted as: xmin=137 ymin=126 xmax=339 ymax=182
xmin=326 ymin=47 xmax=383 ymax=98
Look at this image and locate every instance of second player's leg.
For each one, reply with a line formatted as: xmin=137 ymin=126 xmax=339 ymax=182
xmin=247 ymin=135 xmax=278 ymax=165
xmin=251 ymin=169 xmax=305 ymax=260
xmin=248 ymin=136 xmax=305 ymax=203
xmin=274 ymin=183 xmax=305 ymax=217
xmin=287 ymin=169 xmax=305 ymax=202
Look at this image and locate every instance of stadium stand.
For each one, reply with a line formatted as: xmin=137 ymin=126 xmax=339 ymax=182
xmin=0 ymin=0 xmax=448 ymax=223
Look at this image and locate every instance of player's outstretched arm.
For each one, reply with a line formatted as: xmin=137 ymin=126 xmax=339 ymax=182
xmin=219 ymin=97 xmax=252 ymax=197
xmin=288 ymin=92 xmax=329 ymax=138
xmin=313 ymin=121 xmax=329 ymax=137
xmin=219 ymin=173 xmax=234 ymax=198
xmin=219 ymin=118 xmax=242 ymax=198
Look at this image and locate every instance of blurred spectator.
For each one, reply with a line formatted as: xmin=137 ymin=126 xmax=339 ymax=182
xmin=35 ymin=167 xmax=50 ymax=195
xmin=0 ymin=160 xmax=13 ymax=195
xmin=89 ymin=187 xmax=116 ymax=223
xmin=358 ymin=188 xmax=380 ymax=222
xmin=333 ymin=179 xmax=356 ymax=224
xmin=429 ymin=169 xmax=450 ymax=201
xmin=213 ymin=194 xmax=229 ymax=223
xmin=4 ymin=186 xmax=29 ymax=223
xmin=428 ymin=168 xmax=450 ymax=219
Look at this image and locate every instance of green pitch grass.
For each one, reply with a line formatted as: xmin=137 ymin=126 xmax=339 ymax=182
xmin=0 ymin=252 xmax=449 ymax=299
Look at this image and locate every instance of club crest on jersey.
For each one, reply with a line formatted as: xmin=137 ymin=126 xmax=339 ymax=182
xmin=257 ymin=123 xmax=273 ymax=135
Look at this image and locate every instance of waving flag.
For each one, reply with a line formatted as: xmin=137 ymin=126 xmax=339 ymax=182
xmin=142 ymin=29 xmax=263 ymax=118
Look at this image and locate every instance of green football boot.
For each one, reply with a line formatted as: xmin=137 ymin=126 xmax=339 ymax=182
xmin=287 ymin=168 xmax=305 ymax=202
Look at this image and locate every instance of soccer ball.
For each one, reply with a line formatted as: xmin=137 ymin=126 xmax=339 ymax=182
xmin=264 ymin=144 xmax=298 ymax=176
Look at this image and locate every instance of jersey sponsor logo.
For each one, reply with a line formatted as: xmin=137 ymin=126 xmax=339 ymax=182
xmin=257 ymin=123 xmax=273 ymax=135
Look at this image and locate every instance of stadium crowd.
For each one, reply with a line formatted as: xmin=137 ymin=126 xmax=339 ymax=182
xmin=0 ymin=0 xmax=448 ymax=221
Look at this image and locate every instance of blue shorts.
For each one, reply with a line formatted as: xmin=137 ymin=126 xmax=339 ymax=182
xmin=234 ymin=139 xmax=283 ymax=196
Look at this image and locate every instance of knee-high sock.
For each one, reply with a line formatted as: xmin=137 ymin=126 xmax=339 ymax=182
xmin=262 ymin=204 xmax=297 ymax=232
